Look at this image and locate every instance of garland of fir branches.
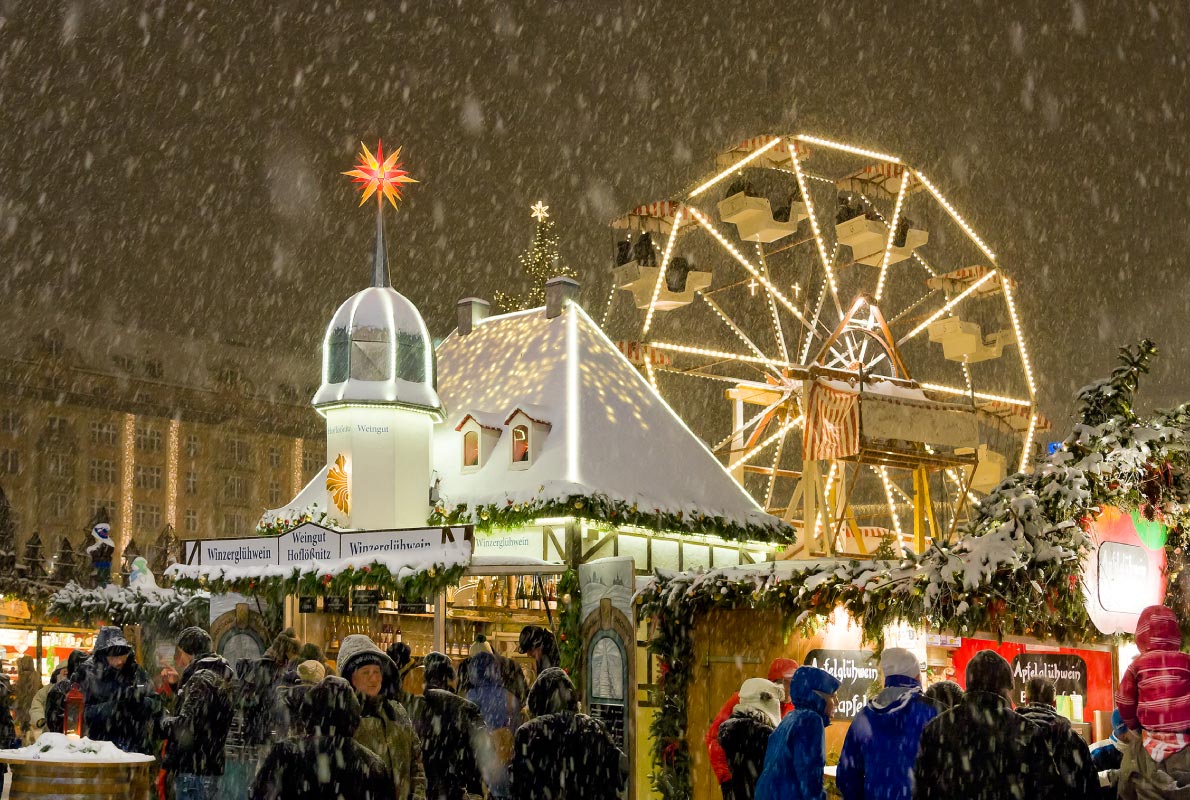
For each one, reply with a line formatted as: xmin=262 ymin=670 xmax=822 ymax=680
xmin=638 ymin=340 xmax=1190 ymax=800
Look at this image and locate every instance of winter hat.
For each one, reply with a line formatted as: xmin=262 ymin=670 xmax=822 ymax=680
xmin=337 ymin=635 xmax=395 ymax=685
xmin=386 ymin=642 xmax=413 ymax=674
xmin=298 ymin=642 xmax=325 ymax=664
xmin=881 ymin=648 xmax=921 ymax=686
xmin=176 ymin=627 xmax=213 ymax=657
xmin=767 ymin=658 xmax=798 ymax=682
xmin=297 ymin=659 xmax=327 ymax=684
xmin=64 ymin=649 xmax=87 ymax=680
xmin=517 ymin=625 xmax=548 ymax=654
xmin=423 ymin=651 xmax=455 ymax=689
xmin=734 ymin=678 xmax=783 ymax=726
xmin=469 ymin=634 xmax=494 ymax=658
xmin=304 ymin=676 xmax=362 ymax=739
xmin=265 ymin=628 xmax=301 ymax=662
xmin=965 ymin=650 xmax=1013 ymax=695
xmin=1136 ymin=605 xmax=1182 ymax=654
xmin=93 ymin=626 xmax=133 ymax=658
xmin=924 ymin=680 xmax=964 ymax=711
xmin=528 ymin=667 xmax=579 ymax=717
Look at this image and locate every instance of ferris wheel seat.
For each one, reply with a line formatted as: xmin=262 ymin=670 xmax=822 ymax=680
xmin=927 ymin=317 xmax=1014 ymax=363
xmin=716 ymin=192 xmax=806 ymax=243
xmin=955 ymin=444 xmax=1008 ymax=493
xmin=612 ymin=262 xmax=712 ymax=310
xmin=836 ymin=215 xmax=928 ymax=265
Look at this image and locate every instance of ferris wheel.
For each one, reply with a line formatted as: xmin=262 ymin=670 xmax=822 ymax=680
xmin=602 ymin=134 xmax=1048 ymax=558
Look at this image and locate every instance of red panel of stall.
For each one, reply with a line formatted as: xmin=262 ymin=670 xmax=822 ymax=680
xmin=952 ymin=637 xmax=1112 ymax=726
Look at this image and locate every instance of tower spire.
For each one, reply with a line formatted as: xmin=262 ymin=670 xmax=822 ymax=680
xmin=372 ymin=201 xmax=389 ymax=287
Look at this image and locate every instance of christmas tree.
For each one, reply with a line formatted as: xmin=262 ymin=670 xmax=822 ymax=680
xmin=494 ymin=202 xmax=577 ymax=312
xmin=0 ymin=486 xmax=16 ymax=573
xmin=50 ymin=536 xmax=79 ymax=585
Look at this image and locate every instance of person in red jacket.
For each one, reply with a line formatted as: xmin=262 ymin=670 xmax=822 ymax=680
xmin=1116 ymin=605 xmax=1190 ymax=733
xmin=706 ymin=658 xmax=797 ymax=798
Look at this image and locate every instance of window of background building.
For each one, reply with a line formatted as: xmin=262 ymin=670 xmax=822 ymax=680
xmin=46 ymin=417 xmax=70 ymax=439
xmin=268 ymin=480 xmax=282 ymax=506
xmin=1 ymin=411 xmax=22 ymax=437
xmin=229 ymin=438 xmax=251 ymax=467
xmin=302 ymin=449 xmax=322 ymax=475
xmin=185 ymin=434 xmax=200 ymax=459
xmin=135 ymin=465 xmax=163 ymax=490
xmin=184 ymin=509 xmax=199 ymax=534
xmin=0 ymin=450 xmax=20 ymax=475
xmin=50 ymin=493 xmax=70 ymax=519
xmin=135 ymin=503 xmax=162 ymax=532
xmin=268 ymin=447 xmax=281 ymax=468
xmin=143 ymin=359 xmax=164 ymax=379
xmin=222 ymin=513 xmax=246 ymax=536
xmin=47 ymin=452 xmax=72 ymax=479
xmin=89 ymin=498 xmax=113 ymax=520
xmin=136 ymin=426 xmax=162 ymax=452
xmin=112 ymin=355 xmax=135 ymax=373
xmin=90 ymin=421 xmax=119 ymax=447
xmin=225 ymin=475 xmax=249 ymax=502
xmin=89 ymin=459 xmax=116 ymax=484
xmin=185 ymin=470 xmax=198 ymax=496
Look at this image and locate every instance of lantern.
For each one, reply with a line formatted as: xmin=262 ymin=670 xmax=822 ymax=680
xmin=64 ymin=683 xmax=84 ymax=737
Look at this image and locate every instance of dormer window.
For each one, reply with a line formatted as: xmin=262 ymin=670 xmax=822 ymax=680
xmin=463 ymin=431 xmax=480 ymax=468
xmin=512 ymin=426 xmax=529 ymax=463
xmin=504 ymin=407 xmax=552 ymax=471
xmin=455 ymin=413 xmax=502 ymax=473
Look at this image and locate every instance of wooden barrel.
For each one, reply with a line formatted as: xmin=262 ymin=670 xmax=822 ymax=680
xmin=2 ymin=759 xmax=152 ymax=800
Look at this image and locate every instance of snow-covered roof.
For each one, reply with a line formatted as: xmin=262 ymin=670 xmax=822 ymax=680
xmin=312 ymin=286 xmax=444 ymax=416
xmin=432 ymin=302 xmax=789 ymax=540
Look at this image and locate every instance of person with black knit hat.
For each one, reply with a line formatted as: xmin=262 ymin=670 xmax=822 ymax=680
xmin=413 ymin=651 xmax=489 ymax=800
xmin=516 ymin=625 xmax=559 ymax=681
xmin=160 ymin=626 xmax=235 ymax=800
xmin=338 ymin=634 xmax=426 ymax=800
xmin=509 ymin=668 xmax=626 ymax=800
xmin=914 ymin=650 xmax=1058 ymax=800
xmin=251 ymin=676 xmax=394 ymax=800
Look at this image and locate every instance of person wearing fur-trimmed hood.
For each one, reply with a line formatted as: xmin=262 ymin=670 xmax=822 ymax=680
xmin=718 ymin=678 xmax=783 ymax=800
xmin=338 ymin=634 xmax=427 ymax=800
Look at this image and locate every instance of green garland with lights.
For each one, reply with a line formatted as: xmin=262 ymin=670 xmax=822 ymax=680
xmin=639 ymin=341 xmax=1190 ymax=800
xmin=557 ymin=568 xmax=582 ymax=678
xmin=46 ymin=582 xmax=209 ymax=633
xmin=429 ymin=492 xmax=791 ymax=544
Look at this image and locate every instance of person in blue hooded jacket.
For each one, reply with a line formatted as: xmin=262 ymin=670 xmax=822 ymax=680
xmin=835 ymin=648 xmax=938 ymax=800
xmin=754 ymin=665 xmax=840 ymax=800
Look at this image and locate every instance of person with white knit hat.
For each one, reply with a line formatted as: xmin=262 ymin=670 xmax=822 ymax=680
xmin=717 ymin=678 xmax=784 ymax=800
xmin=836 ymin=647 xmax=937 ymax=800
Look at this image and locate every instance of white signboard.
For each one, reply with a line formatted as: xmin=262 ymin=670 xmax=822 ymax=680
xmin=181 ymin=524 xmax=474 ymax=572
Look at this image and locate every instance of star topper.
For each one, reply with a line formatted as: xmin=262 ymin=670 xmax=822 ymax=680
xmin=530 ymin=201 xmax=550 ymax=222
xmin=343 ymin=140 xmax=418 ymax=209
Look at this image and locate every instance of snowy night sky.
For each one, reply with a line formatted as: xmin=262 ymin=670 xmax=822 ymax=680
xmin=0 ymin=1 xmax=1186 ymax=424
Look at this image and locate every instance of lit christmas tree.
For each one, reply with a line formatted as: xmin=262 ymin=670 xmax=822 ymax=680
xmin=494 ymin=201 xmax=576 ymax=312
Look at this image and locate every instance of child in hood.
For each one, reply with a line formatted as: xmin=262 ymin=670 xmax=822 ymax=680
xmin=718 ymin=678 xmax=783 ymax=800
xmin=1116 ymin=605 xmax=1190 ymax=735
xmin=706 ymin=658 xmax=797 ymax=796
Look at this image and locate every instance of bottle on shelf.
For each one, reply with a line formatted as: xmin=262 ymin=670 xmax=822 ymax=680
xmin=475 ymin=578 xmax=487 ymax=608
xmin=547 ymin=578 xmax=558 ymax=610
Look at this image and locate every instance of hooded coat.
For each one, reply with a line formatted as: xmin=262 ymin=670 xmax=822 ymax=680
xmin=913 ymin=690 xmax=1056 ymax=800
xmin=81 ymin=627 xmax=161 ymax=754
xmin=508 ymin=668 xmax=627 ymax=800
xmin=1117 ymin=606 xmax=1190 ymax=733
xmin=465 ymin=651 xmax=522 ymax=797
xmin=412 ymin=652 xmax=488 ymax=800
xmin=1117 ymin=733 xmax=1190 ymax=800
xmin=718 ymin=709 xmax=776 ymax=800
xmin=1016 ymin=702 xmax=1097 ymax=800
xmin=755 ymin=666 xmax=840 ymax=800
xmin=836 ymin=675 xmax=939 ymax=800
xmin=161 ymin=652 xmax=236 ymax=776
xmin=707 ymin=659 xmax=797 ymax=786
xmin=44 ymin=649 xmax=88 ymax=735
xmin=338 ymin=635 xmax=427 ymax=800
xmin=250 ymin=676 xmax=394 ymax=800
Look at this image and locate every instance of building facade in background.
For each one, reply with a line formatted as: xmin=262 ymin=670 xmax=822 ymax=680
xmin=0 ymin=313 xmax=325 ymax=572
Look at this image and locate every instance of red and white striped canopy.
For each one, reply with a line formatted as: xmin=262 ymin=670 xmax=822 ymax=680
xmin=926 ymin=266 xmax=1018 ymax=296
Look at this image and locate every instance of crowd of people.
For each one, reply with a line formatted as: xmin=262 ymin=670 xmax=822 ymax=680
xmin=0 ymin=622 xmax=627 ymax=800
xmin=708 ymin=604 xmax=1190 ymax=800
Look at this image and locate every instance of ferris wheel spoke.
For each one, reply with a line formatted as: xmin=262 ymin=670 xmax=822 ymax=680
xmin=897 ymin=269 xmax=997 ymax=345
xmin=698 ymin=293 xmax=783 ymax=379
xmin=711 ymin=394 xmax=793 ymax=454
xmin=755 ymin=246 xmax=791 ymax=363
xmin=787 ymin=143 xmax=841 ymax=318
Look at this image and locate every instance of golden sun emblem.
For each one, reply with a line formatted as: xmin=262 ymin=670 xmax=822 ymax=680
xmin=327 ymin=453 xmax=351 ymax=515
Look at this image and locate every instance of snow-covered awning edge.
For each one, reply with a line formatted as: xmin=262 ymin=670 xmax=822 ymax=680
xmin=430 ymin=482 xmax=792 ymax=545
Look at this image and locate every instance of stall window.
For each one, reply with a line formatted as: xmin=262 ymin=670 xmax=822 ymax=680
xmin=463 ymin=431 xmax=480 ymax=468
xmin=512 ymin=425 xmax=529 ymax=463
